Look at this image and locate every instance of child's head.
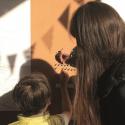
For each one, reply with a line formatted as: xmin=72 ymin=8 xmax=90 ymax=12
xmin=13 ymin=73 xmax=51 ymax=116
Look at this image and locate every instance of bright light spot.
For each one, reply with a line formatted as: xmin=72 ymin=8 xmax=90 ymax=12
xmin=0 ymin=0 xmax=30 ymax=96
xmin=102 ymin=0 xmax=125 ymax=21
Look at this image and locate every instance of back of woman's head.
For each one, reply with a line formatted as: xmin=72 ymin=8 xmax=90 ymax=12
xmin=13 ymin=73 xmax=51 ymax=116
xmin=71 ymin=1 xmax=125 ymax=61
xmin=70 ymin=2 xmax=125 ymax=125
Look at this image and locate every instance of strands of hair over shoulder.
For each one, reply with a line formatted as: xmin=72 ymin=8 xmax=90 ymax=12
xmin=70 ymin=2 xmax=125 ymax=125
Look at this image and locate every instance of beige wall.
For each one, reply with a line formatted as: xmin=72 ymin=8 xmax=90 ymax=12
xmin=31 ymin=0 xmax=82 ymax=75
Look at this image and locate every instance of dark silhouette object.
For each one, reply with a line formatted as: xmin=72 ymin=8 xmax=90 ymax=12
xmin=55 ymin=47 xmax=77 ymax=67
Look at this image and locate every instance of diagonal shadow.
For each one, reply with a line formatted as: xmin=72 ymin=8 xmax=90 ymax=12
xmin=0 ymin=0 xmax=26 ymax=17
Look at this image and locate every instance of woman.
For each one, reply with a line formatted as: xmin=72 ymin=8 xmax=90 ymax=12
xmin=70 ymin=1 xmax=125 ymax=125
xmin=55 ymin=0 xmax=101 ymax=67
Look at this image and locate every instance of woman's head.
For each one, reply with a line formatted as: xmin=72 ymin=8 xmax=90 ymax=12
xmin=13 ymin=73 xmax=51 ymax=116
xmin=70 ymin=2 xmax=125 ymax=59
xmin=70 ymin=2 xmax=125 ymax=125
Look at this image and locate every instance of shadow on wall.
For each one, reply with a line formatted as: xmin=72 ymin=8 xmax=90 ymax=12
xmin=0 ymin=59 xmax=59 ymax=109
xmin=0 ymin=59 xmax=76 ymax=124
xmin=0 ymin=0 xmax=26 ymax=17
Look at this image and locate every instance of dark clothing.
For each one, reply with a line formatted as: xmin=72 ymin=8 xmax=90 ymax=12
xmin=65 ymin=47 xmax=77 ymax=67
xmin=98 ymin=55 xmax=125 ymax=125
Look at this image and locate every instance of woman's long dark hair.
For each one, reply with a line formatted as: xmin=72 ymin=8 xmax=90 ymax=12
xmin=70 ymin=2 xmax=125 ymax=125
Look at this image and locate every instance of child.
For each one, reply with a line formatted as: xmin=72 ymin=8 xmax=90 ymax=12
xmin=9 ymin=72 xmax=72 ymax=125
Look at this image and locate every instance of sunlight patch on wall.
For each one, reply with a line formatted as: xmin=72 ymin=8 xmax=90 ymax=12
xmin=0 ymin=0 xmax=30 ymax=96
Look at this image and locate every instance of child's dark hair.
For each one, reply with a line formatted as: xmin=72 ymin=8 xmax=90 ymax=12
xmin=13 ymin=73 xmax=51 ymax=116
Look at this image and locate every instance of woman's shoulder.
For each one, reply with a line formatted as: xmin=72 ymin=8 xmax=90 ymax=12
xmin=97 ymin=55 xmax=125 ymax=98
xmin=99 ymin=56 xmax=125 ymax=125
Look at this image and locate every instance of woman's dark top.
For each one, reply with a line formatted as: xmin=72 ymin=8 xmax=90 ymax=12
xmin=98 ymin=55 xmax=125 ymax=125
